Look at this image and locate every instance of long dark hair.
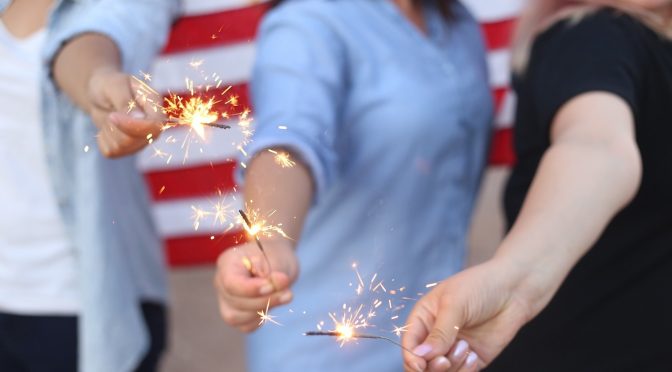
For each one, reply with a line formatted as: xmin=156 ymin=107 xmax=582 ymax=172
xmin=270 ymin=0 xmax=453 ymax=18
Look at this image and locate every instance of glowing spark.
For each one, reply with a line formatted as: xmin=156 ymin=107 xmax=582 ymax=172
xmin=164 ymin=94 xmax=219 ymax=139
xmin=425 ymin=282 xmax=439 ymax=288
xmin=226 ymin=95 xmax=239 ymax=106
xmin=83 ymin=145 xmax=90 ymax=153
xmin=140 ymin=70 xmax=152 ymax=81
xmin=392 ymin=324 xmax=410 ymax=337
xmin=258 ymin=299 xmax=281 ymax=326
xmin=278 ymin=125 xmax=288 ymax=130
xmin=159 ymin=186 xmax=166 ymax=195
xmin=189 ymin=59 xmax=204 ymax=68
xmin=127 ymin=100 xmax=136 ymax=113
xmin=268 ymin=150 xmax=296 ymax=168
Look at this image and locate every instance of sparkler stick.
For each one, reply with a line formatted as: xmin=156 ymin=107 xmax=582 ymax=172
xmin=238 ymin=209 xmax=278 ymax=291
xmin=165 ymin=118 xmax=231 ymax=129
xmin=303 ymin=331 xmax=420 ymax=357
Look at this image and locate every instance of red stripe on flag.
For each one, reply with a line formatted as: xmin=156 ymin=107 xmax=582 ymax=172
xmin=489 ymin=128 xmax=516 ymax=166
xmin=145 ymin=162 xmax=237 ymax=201
xmin=164 ymin=83 xmax=251 ymax=117
xmin=166 ymin=231 xmax=246 ymax=267
xmin=163 ymin=4 xmax=268 ymax=54
xmin=493 ymin=86 xmax=508 ymax=112
xmin=482 ymin=18 xmax=516 ymax=50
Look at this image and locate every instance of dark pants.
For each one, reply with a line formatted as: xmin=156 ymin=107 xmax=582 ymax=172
xmin=0 ymin=303 xmax=166 ymax=372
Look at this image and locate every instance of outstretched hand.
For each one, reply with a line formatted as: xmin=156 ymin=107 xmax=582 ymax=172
xmin=214 ymin=239 xmax=299 ymax=333
xmin=402 ymin=260 xmax=534 ymax=372
xmin=87 ymin=67 xmax=165 ymax=158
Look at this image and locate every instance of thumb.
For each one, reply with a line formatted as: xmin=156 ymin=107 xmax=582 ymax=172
xmin=109 ymin=111 xmax=162 ymax=139
xmin=415 ymin=299 xmax=464 ymax=361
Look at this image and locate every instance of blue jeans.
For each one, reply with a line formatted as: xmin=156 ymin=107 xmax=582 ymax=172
xmin=0 ymin=302 xmax=166 ymax=372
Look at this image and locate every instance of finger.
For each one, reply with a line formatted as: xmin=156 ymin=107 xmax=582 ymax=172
xmin=417 ymin=298 xmax=464 ymax=361
xmin=456 ymin=352 xmax=480 ymax=372
xmin=217 ymin=300 xmax=259 ymax=327
xmin=445 ymin=340 xmax=470 ymax=372
xmin=428 ymin=355 xmax=451 ymax=372
xmin=109 ymin=111 xmax=162 ymax=139
xmin=217 ymin=286 xmax=293 ymax=312
xmin=129 ymin=77 xmax=165 ymax=121
xmin=402 ymin=304 xmax=434 ymax=372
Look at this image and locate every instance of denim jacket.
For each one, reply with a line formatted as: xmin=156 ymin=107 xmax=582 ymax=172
xmin=0 ymin=1 xmax=179 ymax=371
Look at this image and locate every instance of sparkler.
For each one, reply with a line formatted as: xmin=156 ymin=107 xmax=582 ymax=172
xmin=238 ymin=209 xmax=278 ymax=290
xmin=303 ymin=331 xmax=420 ymax=357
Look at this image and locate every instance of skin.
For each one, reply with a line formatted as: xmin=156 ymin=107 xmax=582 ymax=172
xmin=213 ymin=0 xmax=440 ymax=333
xmin=401 ymin=91 xmax=642 ymax=372
xmin=2 ymin=0 xmax=165 ymax=158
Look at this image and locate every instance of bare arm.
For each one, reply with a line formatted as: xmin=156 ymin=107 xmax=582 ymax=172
xmin=244 ymin=149 xmax=314 ymax=245
xmin=403 ymin=92 xmax=642 ymax=371
xmin=497 ymin=91 xmax=642 ymax=315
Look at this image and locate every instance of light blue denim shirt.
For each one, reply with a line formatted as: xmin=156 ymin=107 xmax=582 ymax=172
xmin=242 ymin=1 xmax=493 ymax=371
xmin=0 ymin=1 xmax=178 ymax=371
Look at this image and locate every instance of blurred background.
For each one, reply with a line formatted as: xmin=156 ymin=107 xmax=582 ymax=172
xmin=146 ymin=1 xmax=524 ymax=371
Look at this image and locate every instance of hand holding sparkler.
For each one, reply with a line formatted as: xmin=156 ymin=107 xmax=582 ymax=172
xmin=87 ymin=67 xmax=165 ymax=158
xmin=402 ymin=261 xmax=530 ymax=372
xmin=214 ymin=237 xmax=298 ymax=333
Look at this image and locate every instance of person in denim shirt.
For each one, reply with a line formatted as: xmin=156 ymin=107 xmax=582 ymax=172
xmin=0 ymin=1 xmax=178 ymax=371
xmin=214 ymin=1 xmax=493 ymax=371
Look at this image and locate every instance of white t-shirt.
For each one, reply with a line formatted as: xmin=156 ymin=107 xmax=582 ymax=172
xmin=0 ymin=20 xmax=79 ymax=314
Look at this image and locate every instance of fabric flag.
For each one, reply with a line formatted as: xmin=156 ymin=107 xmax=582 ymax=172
xmin=142 ymin=0 xmax=523 ymax=267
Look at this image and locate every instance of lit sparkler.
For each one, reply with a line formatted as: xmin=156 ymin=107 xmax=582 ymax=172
xmin=303 ymin=331 xmax=419 ymax=356
xmin=238 ymin=209 xmax=280 ymax=290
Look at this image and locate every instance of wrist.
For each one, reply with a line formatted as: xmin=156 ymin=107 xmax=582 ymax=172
xmin=489 ymin=251 xmax=557 ymax=323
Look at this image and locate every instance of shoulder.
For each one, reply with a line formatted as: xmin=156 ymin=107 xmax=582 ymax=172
xmin=533 ymin=8 xmax=647 ymax=57
xmin=260 ymin=0 xmax=357 ymax=38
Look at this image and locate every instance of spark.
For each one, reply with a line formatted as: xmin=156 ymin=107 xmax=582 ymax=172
xmin=267 ymin=149 xmax=296 ymax=168
xmin=140 ymin=70 xmax=152 ymax=81
xmin=392 ymin=324 xmax=410 ymax=337
xmin=127 ymin=100 xmax=136 ymax=113
xmin=189 ymin=59 xmax=204 ymax=68
xmin=163 ymin=94 xmax=220 ymax=139
xmin=258 ymin=298 xmax=281 ymax=326
xmin=425 ymin=282 xmax=439 ymax=288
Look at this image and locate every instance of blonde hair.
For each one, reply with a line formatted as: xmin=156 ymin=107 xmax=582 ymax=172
xmin=512 ymin=0 xmax=672 ymax=72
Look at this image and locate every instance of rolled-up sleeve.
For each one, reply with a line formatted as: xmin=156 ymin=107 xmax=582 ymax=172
xmin=242 ymin=7 xmax=347 ymax=202
xmin=45 ymin=0 xmax=180 ymax=73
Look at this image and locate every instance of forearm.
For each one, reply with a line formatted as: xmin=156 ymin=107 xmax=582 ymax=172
xmin=495 ymin=138 xmax=641 ymax=317
xmin=244 ymin=149 xmax=314 ymax=246
xmin=52 ymin=33 xmax=121 ymax=114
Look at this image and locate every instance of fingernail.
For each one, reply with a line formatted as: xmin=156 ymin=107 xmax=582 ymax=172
xmin=259 ymin=284 xmax=274 ymax=295
xmin=465 ymin=352 xmax=478 ymax=368
xmin=435 ymin=356 xmax=451 ymax=369
xmin=279 ymin=291 xmax=292 ymax=303
xmin=130 ymin=110 xmax=145 ymax=119
xmin=452 ymin=340 xmax=469 ymax=359
xmin=412 ymin=344 xmax=432 ymax=357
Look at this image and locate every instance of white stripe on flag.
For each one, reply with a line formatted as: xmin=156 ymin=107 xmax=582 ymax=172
xmin=137 ymin=122 xmax=244 ymax=172
xmin=152 ymin=193 xmax=243 ymax=238
xmin=150 ymin=42 xmax=256 ymax=93
xmin=462 ymin=0 xmax=525 ymax=22
xmin=488 ymin=49 xmax=511 ymax=88
xmin=495 ymin=90 xmax=516 ymax=129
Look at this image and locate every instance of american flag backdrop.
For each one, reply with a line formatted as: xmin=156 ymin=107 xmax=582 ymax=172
xmin=142 ymin=0 xmax=524 ymax=268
